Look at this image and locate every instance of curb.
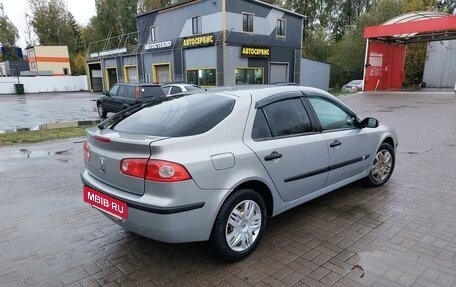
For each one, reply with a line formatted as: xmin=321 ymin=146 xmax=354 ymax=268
xmin=0 ymin=120 xmax=100 ymax=134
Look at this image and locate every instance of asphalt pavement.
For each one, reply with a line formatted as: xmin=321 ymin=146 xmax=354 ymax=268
xmin=0 ymin=92 xmax=101 ymax=132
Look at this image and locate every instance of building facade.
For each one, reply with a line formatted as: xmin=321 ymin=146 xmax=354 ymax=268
xmin=0 ymin=61 xmax=29 ymax=77
xmin=86 ymin=0 xmax=305 ymax=90
xmin=25 ymin=46 xmax=71 ymax=76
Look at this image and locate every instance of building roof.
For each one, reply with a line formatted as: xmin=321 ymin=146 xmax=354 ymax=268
xmin=137 ymin=0 xmax=306 ymax=19
xmin=364 ymin=11 xmax=456 ymax=44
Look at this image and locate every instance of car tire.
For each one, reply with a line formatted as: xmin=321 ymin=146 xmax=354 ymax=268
xmin=211 ymin=189 xmax=267 ymax=262
xmin=363 ymin=142 xmax=395 ymax=187
xmin=97 ymin=103 xmax=107 ymax=118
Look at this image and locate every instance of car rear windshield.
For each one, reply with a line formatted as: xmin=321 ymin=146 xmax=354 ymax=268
xmin=140 ymin=86 xmax=165 ymax=98
xmin=112 ymin=93 xmax=235 ymax=137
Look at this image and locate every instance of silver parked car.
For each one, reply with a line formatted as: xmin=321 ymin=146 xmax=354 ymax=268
xmin=162 ymin=83 xmax=202 ymax=95
xmin=81 ymin=86 xmax=397 ymax=261
xmin=342 ymin=80 xmax=364 ymax=92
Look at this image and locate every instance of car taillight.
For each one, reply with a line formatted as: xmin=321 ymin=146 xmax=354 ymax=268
xmin=135 ymin=87 xmax=140 ymax=99
xmin=83 ymin=142 xmax=91 ymax=161
xmin=120 ymin=159 xmax=148 ymax=178
xmin=120 ymin=159 xmax=191 ymax=182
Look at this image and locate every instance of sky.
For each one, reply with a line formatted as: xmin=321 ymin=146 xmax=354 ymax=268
xmin=1 ymin=0 xmax=96 ymax=49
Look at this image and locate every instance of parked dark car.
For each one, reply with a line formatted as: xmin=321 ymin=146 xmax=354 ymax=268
xmin=97 ymin=83 xmax=166 ymax=118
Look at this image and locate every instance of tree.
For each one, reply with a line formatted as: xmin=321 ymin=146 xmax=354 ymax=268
xmin=28 ymin=0 xmax=86 ymax=74
xmin=437 ymin=0 xmax=456 ymax=13
xmin=92 ymin=0 xmax=139 ymax=39
xmin=71 ymin=51 xmax=87 ymax=76
xmin=137 ymin=0 xmax=174 ymax=13
xmin=0 ymin=15 xmax=20 ymax=60
xmin=302 ymin=26 xmax=334 ymax=62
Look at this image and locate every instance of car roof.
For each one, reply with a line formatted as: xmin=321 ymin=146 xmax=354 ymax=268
xmin=116 ymin=83 xmax=162 ymax=87
xmin=163 ymin=83 xmax=198 ymax=87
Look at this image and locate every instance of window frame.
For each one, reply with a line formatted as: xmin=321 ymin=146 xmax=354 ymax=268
xmin=276 ymin=18 xmax=287 ymax=37
xmin=192 ymin=15 xmax=202 ymax=35
xmin=234 ymin=67 xmax=264 ymax=85
xmin=186 ymin=68 xmax=217 ymax=87
xmin=251 ymin=95 xmax=319 ymax=142
xmin=242 ymin=12 xmax=254 ymax=33
xmin=150 ymin=26 xmax=158 ymax=42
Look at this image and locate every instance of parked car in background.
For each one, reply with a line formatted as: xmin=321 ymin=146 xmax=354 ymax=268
xmin=96 ymin=83 xmax=166 ymax=118
xmin=342 ymin=80 xmax=364 ymax=92
xmin=162 ymin=83 xmax=202 ymax=95
xmin=82 ymin=85 xmax=397 ymax=261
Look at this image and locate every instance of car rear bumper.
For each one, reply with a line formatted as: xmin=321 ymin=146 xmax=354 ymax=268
xmin=81 ymin=169 xmax=227 ymax=243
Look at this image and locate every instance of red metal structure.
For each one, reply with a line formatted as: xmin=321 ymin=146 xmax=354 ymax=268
xmin=363 ymin=12 xmax=456 ymax=91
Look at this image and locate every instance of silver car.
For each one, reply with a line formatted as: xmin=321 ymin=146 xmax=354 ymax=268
xmin=162 ymin=83 xmax=202 ymax=95
xmin=342 ymin=80 xmax=364 ymax=92
xmin=81 ymin=86 xmax=397 ymax=261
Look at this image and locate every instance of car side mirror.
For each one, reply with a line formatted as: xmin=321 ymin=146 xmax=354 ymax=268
xmin=360 ymin=117 xmax=379 ymax=128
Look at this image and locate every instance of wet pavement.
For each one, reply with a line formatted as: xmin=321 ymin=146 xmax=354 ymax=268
xmin=0 ymin=92 xmax=101 ymax=132
xmin=1 ymin=90 xmax=456 ymax=286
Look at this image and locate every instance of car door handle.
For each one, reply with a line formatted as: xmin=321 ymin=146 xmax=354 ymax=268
xmin=264 ymin=151 xmax=283 ymax=161
xmin=330 ymin=140 xmax=342 ymax=148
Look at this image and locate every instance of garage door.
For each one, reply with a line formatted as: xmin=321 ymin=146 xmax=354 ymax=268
xmin=125 ymin=66 xmax=138 ymax=83
xmin=270 ymin=63 xmax=288 ymax=83
xmin=154 ymin=65 xmax=170 ymax=83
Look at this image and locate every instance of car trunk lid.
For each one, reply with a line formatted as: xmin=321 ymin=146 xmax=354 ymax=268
xmin=84 ymin=128 xmax=167 ymax=196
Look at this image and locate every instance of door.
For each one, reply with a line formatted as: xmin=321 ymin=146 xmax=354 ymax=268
xmin=153 ymin=64 xmax=170 ymax=83
xmin=106 ymin=68 xmax=118 ymax=89
xmin=125 ymin=66 xmax=138 ymax=83
xmin=270 ymin=63 xmax=288 ymax=83
xmin=307 ymin=96 xmax=374 ymax=186
xmin=245 ymin=94 xmax=329 ymax=202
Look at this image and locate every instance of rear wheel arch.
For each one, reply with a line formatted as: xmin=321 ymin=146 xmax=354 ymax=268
xmin=231 ymin=180 xmax=274 ymax=217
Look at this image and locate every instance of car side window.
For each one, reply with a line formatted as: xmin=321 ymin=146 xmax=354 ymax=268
xmin=308 ymin=97 xmax=356 ymax=131
xmin=252 ymin=109 xmax=272 ymax=140
xmin=108 ymin=85 xmax=119 ymax=97
xmin=163 ymin=86 xmax=171 ymax=94
xmin=170 ymin=86 xmax=182 ymax=94
xmin=262 ymin=98 xmax=313 ymax=138
xmin=125 ymin=86 xmax=136 ymax=98
xmin=117 ymin=85 xmax=127 ymax=97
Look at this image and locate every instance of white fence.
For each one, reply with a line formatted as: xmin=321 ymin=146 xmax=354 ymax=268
xmin=0 ymin=76 xmax=88 ymax=94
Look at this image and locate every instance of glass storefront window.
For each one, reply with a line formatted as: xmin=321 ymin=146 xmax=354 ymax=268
xmin=186 ymin=69 xmax=216 ymax=86
xmin=235 ymin=68 xmax=264 ymax=85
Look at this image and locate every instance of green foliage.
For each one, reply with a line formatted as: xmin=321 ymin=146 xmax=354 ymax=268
xmin=0 ymin=16 xmax=19 ymax=47
xmin=404 ymin=43 xmax=428 ymax=86
xmin=70 ymin=51 xmax=87 ymax=76
xmin=91 ymin=0 xmax=139 ymax=39
xmin=437 ymin=0 xmax=456 ymax=13
xmin=302 ymin=26 xmax=334 ymax=62
xmin=0 ymin=126 xmax=90 ymax=146
xmin=138 ymin=0 xmax=174 ymax=13
xmin=0 ymin=15 xmax=19 ymax=61
xmin=29 ymin=0 xmax=84 ymax=53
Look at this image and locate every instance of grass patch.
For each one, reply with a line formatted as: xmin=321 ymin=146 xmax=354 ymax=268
xmin=0 ymin=126 xmax=92 ymax=146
